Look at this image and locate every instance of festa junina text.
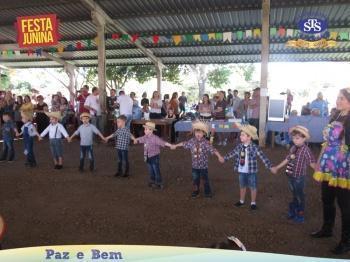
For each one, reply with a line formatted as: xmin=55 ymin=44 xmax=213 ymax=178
xmin=17 ymin=14 xmax=58 ymax=48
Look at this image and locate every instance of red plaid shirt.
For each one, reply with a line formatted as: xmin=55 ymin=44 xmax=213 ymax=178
xmin=138 ymin=134 xmax=166 ymax=158
xmin=286 ymin=144 xmax=316 ymax=178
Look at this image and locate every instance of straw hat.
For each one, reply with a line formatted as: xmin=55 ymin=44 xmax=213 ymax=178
xmin=80 ymin=112 xmax=91 ymax=120
xmin=289 ymin=125 xmax=310 ymax=140
xmin=236 ymin=123 xmax=259 ymax=140
xmin=192 ymin=121 xmax=209 ymax=135
xmin=143 ymin=121 xmax=157 ymax=131
xmin=20 ymin=111 xmax=33 ymax=121
xmin=45 ymin=111 xmax=62 ymax=120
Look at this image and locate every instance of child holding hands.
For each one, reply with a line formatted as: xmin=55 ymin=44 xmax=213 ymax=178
xmin=173 ymin=121 xmax=223 ymax=198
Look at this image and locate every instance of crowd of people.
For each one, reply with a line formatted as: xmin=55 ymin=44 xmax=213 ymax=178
xmin=1 ymin=84 xmax=350 ymax=255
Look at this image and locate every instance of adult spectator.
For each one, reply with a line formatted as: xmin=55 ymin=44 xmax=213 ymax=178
xmin=130 ymin=92 xmax=139 ymax=107
xmin=248 ymin=88 xmax=260 ymax=131
xmin=232 ymin=90 xmax=241 ymax=118
xmin=84 ymin=87 xmax=102 ymax=131
xmin=213 ymin=91 xmax=227 ymax=145
xmin=116 ymin=90 xmax=133 ymax=129
xmin=2 ymin=92 xmax=14 ymax=119
xmin=150 ymin=91 xmax=163 ymax=119
xmin=169 ymin=92 xmax=179 ymax=118
xmin=106 ymin=89 xmax=117 ymax=114
xmin=198 ymin=94 xmax=212 ymax=120
xmin=13 ymin=95 xmax=23 ymax=132
xmin=51 ymin=94 xmax=61 ymax=112
xmin=240 ymin=91 xmax=251 ymax=122
xmin=227 ymin=89 xmax=233 ymax=107
xmin=178 ymin=92 xmax=187 ymax=116
xmin=286 ymin=89 xmax=293 ymax=115
xmin=161 ymin=94 xmax=170 ymax=117
xmin=34 ymin=95 xmax=49 ymax=134
xmin=76 ymin=85 xmax=90 ymax=116
xmin=301 ymin=102 xmax=311 ymax=116
xmin=141 ymin=92 xmax=149 ymax=107
xmin=310 ymin=92 xmax=329 ymax=117
xmin=20 ymin=95 xmax=34 ymax=117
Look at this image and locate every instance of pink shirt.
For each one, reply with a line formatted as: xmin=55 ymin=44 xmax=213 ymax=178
xmin=138 ymin=134 xmax=166 ymax=158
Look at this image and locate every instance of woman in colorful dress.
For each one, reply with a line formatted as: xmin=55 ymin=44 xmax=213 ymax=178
xmin=312 ymin=88 xmax=350 ymax=255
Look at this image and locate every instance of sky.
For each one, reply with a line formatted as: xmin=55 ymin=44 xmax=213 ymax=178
xmin=3 ymin=62 xmax=350 ymax=114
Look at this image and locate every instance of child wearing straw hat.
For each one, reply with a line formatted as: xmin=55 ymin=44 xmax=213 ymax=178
xmin=173 ymin=121 xmax=224 ymax=198
xmin=39 ymin=111 xmax=69 ymax=170
xmin=134 ymin=121 xmax=173 ymax=189
xmin=68 ymin=112 xmax=107 ymax=172
xmin=220 ymin=123 xmax=272 ymax=210
xmin=17 ymin=111 xmax=40 ymax=167
xmin=271 ymin=125 xmax=316 ymax=223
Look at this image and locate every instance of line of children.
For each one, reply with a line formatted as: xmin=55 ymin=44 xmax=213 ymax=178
xmin=39 ymin=112 xmax=69 ymax=169
xmin=271 ymin=126 xmax=316 ymax=223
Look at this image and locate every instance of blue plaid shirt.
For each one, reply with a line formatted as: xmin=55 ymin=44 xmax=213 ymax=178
xmin=113 ymin=127 xmax=131 ymax=151
xmin=224 ymin=143 xmax=272 ymax=173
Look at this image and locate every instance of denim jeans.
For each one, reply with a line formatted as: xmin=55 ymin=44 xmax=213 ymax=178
xmin=49 ymin=138 xmax=63 ymax=160
xmin=24 ymin=136 xmax=36 ymax=165
xmin=288 ymin=176 xmax=305 ymax=212
xmin=80 ymin=145 xmax=94 ymax=170
xmin=117 ymin=149 xmax=129 ymax=174
xmin=90 ymin=115 xmax=102 ymax=131
xmin=192 ymin=168 xmax=211 ymax=195
xmin=239 ymin=173 xmax=257 ymax=189
xmin=1 ymin=138 xmax=15 ymax=161
xmin=146 ymin=154 xmax=162 ymax=185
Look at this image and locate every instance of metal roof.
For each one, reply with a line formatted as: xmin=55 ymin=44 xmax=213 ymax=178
xmin=1 ymin=0 xmax=350 ymax=68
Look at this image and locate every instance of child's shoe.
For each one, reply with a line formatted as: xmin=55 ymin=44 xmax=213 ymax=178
xmin=250 ymin=204 xmax=258 ymax=210
xmin=191 ymin=191 xmax=199 ymax=198
xmin=293 ymin=211 xmax=305 ymax=223
xmin=287 ymin=203 xmax=296 ymax=219
xmin=234 ymin=201 xmax=244 ymax=207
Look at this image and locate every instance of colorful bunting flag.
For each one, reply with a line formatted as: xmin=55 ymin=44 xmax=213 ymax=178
xmin=286 ymin=29 xmax=294 ymax=37
xmin=87 ymin=39 xmax=92 ymax=48
xmin=201 ymin=34 xmax=209 ymax=41
xmin=35 ymin=48 xmax=42 ymax=57
xmin=112 ymin=33 xmax=120 ymax=40
xmin=329 ymin=32 xmax=338 ymax=40
xmin=131 ymin=34 xmax=139 ymax=42
xmin=7 ymin=50 xmax=13 ymax=57
xmin=215 ymin=32 xmax=223 ymax=41
xmin=14 ymin=50 xmax=21 ymax=56
xmin=223 ymin=32 xmax=232 ymax=42
xmin=67 ymin=44 xmax=74 ymax=51
xmin=76 ymin=41 xmax=82 ymax=50
xmin=121 ymin=34 xmax=129 ymax=41
xmin=253 ymin=28 xmax=261 ymax=38
xmin=185 ymin=34 xmax=193 ymax=42
xmin=340 ymin=32 xmax=349 ymax=40
xmin=193 ymin=34 xmax=201 ymax=41
xmin=208 ymin=33 xmax=216 ymax=40
xmin=236 ymin=31 xmax=243 ymax=40
xmin=245 ymin=30 xmax=252 ymax=38
xmin=173 ymin=35 xmax=182 ymax=45
xmin=270 ymin=27 xmax=277 ymax=36
xmin=94 ymin=36 xmax=99 ymax=46
xmin=278 ymin=27 xmax=286 ymax=37
xmin=49 ymin=47 xmax=56 ymax=53
xmin=27 ymin=49 xmax=34 ymax=56
xmin=57 ymin=46 xmax=64 ymax=53
xmin=152 ymin=35 xmax=160 ymax=44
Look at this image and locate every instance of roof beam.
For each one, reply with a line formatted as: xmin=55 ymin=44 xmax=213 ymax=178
xmin=80 ymin=0 xmax=165 ymax=68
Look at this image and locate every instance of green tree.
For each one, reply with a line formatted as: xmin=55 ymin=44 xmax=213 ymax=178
xmin=232 ymin=64 xmax=255 ymax=82
xmin=207 ymin=66 xmax=231 ymax=89
xmin=14 ymin=81 xmax=32 ymax=94
xmin=0 ymin=73 xmax=10 ymax=90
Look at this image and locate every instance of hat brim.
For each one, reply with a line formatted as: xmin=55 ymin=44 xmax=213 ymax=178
xmin=236 ymin=123 xmax=259 ymax=140
xmin=80 ymin=114 xmax=91 ymax=120
xmin=45 ymin=112 xmax=62 ymax=120
xmin=289 ymin=127 xmax=310 ymax=140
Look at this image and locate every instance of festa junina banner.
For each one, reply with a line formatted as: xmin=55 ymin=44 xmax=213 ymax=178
xmin=16 ymin=14 xmax=59 ymax=48
xmin=0 ymin=245 xmax=344 ymax=262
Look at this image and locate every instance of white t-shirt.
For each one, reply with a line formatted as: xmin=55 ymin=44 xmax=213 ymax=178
xmin=84 ymin=94 xmax=101 ymax=116
xmin=117 ymin=95 xmax=133 ymax=116
xmin=150 ymin=99 xmax=162 ymax=114
xmin=238 ymin=146 xmax=249 ymax=173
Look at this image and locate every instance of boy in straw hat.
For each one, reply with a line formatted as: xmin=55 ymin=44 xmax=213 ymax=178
xmin=39 ymin=111 xmax=69 ymax=170
xmin=173 ymin=121 xmax=224 ymax=198
xmin=134 ymin=121 xmax=173 ymax=189
xmin=17 ymin=111 xmax=40 ymax=167
xmin=219 ymin=123 xmax=272 ymax=210
xmin=271 ymin=125 xmax=316 ymax=223
xmin=68 ymin=112 xmax=107 ymax=172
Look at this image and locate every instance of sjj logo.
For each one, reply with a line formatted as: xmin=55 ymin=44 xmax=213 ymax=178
xmin=297 ymin=13 xmax=329 ymax=37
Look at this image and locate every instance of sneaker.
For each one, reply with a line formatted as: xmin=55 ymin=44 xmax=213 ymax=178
xmin=155 ymin=184 xmax=164 ymax=190
xmin=234 ymin=201 xmax=244 ymax=207
xmin=331 ymin=242 xmax=350 ymax=255
xmin=122 ymin=173 xmax=129 ymax=178
xmin=148 ymin=182 xmax=155 ymax=188
xmin=191 ymin=191 xmax=199 ymax=198
xmin=293 ymin=215 xmax=304 ymax=223
xmin=250 ymin=204 xmax=258 ymax=210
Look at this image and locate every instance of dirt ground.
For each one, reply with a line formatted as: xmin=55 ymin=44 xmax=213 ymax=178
xmin=0 ymin=138 xmax=348 ymax=259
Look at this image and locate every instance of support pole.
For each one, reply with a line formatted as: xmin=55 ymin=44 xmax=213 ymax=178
xmin=92 ymin=10 xmax=107 ymax=133
xmin=156 ymin=63 xmax=162 ymax=95
xmin=259 ymin=0 xmax=270 ymax=147
xmin=65 ymin=64 xmax=77 ymax=105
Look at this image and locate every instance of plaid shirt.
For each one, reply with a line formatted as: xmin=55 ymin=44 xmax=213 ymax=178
xmin=286 ymin=144 xmax=315 ymax=178
xmin=113 ymin=127 xmax=131 ymax=151
xmin=138 ymin=134 xmax=166 ymax=158
xmin=183 ymin=138 xmax=217 ymax=169
xmin=224 ymin=143 xmax=272 ymax=173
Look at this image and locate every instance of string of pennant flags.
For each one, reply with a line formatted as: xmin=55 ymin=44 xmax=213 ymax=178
xmin=2 ymin=27 xmax=350 ymax=57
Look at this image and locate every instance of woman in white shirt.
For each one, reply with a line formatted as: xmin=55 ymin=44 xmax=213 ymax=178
xmin=150 ymin=91 xmax=163 ymax=119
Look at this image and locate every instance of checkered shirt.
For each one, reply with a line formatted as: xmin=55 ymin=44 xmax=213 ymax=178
xmin=183 ymin=138 xmax=217 ymax=169
xmin=286 ymin=145 xmax=315 ymax=178
xmin=138 ymin=134 xmax=166 ymax=158
xmin=113 ymin=127 xmax=131 ymax=150
xmin=224 ymin=143 xmax=272 ymax=173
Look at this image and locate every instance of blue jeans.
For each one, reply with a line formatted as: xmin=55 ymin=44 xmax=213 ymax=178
xmin=80 ymin=145 xmax=94 ymax=170
xmin=125 ymin=114 xmax=132 ymax=130
xmin=288 ymin=176 xmax=305 ymax=212
xmin=49 ymin=138 xmax=63 ymax=160
xmin=117 ymin=149 xmax=129 ymax=174
xmin=192 ymin=168 xmax=211 ymax=195
xmin=239 ymin=173 xmax=257 ymax=189
xmin=146 ymin=154 xmax=162 ymax=185
xmin=1 ymin=138 xmax=15 ymax=161
xmin=24 ymin=136 xmax=36 ymax=165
